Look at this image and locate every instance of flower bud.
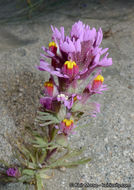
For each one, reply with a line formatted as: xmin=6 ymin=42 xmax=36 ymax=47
xmin=49 ymin=41 xmax=57 ymax=54
xmin=63 ymin=60 xmax=79 ymax=78
xmin=44 ymin=79 xmax=54 ymax=96
xmin=92 ymin=75 xmax=104 ymax=90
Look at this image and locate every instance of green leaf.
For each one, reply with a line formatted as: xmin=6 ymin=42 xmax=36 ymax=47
xmin=33 ymin=137 xmax=47 ymax=146
xmin=56 ymin=134 xmax=68 ymax=147
xmin=37 ymin=115 xmax=59 ymax=122
xmin=48 ymin=157 xmax=91 ymax=168
xmin=36 ymin=110 xmax=60 ymax=128
xmin=0 ymin=176 xmax=17 ymax=183
xmin=39 ymin=121 xmax=58 ymax=127
xmin=18 ymin=175 xmax=33 ymax=183
xmin=27 ymin=162 xmax=37 ymax=169
xmin=37 ymin=111 xmax=51 ymax=116
xmin=22 ymin=169 xmax=35 ymax=176
xmin=37 ymin=111 xmax=60 ymax=124
xmin=39 ymin=150 xmax=47 ymax=164
xmin=36 ymin=150 xmax=39 ymax=164
xmin=33 ymin=137 xmax=61 ymax=152
xmin=33 ymin=137 xmax=51 ymax=148
xmin=36 ymin=173 xmax=44 ymax=190
xmin=18 ymin=175 xmax=34 ymax=183
xmin=16 ymin=142 xmax=36 ymax=164
xmin=14 ymin=149 xmax=29 ymax=167
xmin=47 ymin=148 xmax=88 ymax=169
xmin=57 ymin=148 xmax=84 ymax=161
xmin=65 ymin=158 xmax=91 ymax=167
xmin=63 ymin=148 xmax=85 ymax=159
xmin=39 ymin=172 xmax=53 ymax=179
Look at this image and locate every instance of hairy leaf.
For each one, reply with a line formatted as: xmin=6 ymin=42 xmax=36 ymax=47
xmin=48 ymin=157 xmax=91 ymax=168
xmin=16 ymin=142 xmax=36 ymax=165
xmin=59 ymin=148 xmax=85 ymax=161
xmin=18 ymin=175 xmax=33 ymax=182
xmin=36 ymin=173 xmax=44 ymax=190
xmin=37 ymin=111 xmax=60 ymax=125
xmin=39 ymin=121 xmax=58 ymax=127
xmin=33 ymin=137 xmax=47 ymax=147
xmin=22 ymin=169 xmax=35 ymax=176
xmin=39 ymin=150 xmax=47 ymax=164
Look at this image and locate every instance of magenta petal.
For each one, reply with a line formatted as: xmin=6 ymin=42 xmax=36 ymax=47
xmin=42 ymin=46 xmax=55 ymax=57
xmin=60 ymin=26 xmax=65 ymax=41
xmin=40 ymin=97 xmax=52 ymax=110
xmin=100 ymin=48 xmax=109 ymax=55
xmin=51 ymin=26 xmax=62 ymax=39
xmin=52 ymin=71 xmax=69 ymax=78
xmin=40 ymin=53 xmax=53 ymax=59
xmin=38 ymin=20 xmax=112 ymax=98
xmin=55 ymin=125 xmax=59 ymax=129
xmin=75 ymin=39 xmax=81 ymax=52
xmin=95 ymin=28 xmax=103 ymax=47
xmin=99 ymin=57 xmax=113 ymax=67
xmin=60 ymin=40 xmax=75 ymax=53
xmin=39 ymin=59 xmax=51 ymax=67
xmin=7 ymin=168 xmax=19 ymax=177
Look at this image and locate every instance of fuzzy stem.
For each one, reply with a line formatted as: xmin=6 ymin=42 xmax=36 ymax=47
xmin=45 ymin=148 xmax=57 ymax=162
xmin=48 ymin=125 xmax=53 ymax=142
xmin=44 ymin=126 xmax=57 ymax=163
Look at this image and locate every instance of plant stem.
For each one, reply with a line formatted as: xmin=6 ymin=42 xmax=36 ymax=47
xmin=44 ymin=125 xmax=57 ymax=163
xmin=45 ymin=148 xmax=57 ymax=162
xmin=48 ymin=125 xmax=53 ymax=142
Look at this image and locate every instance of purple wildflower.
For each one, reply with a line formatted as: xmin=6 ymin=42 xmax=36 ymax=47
xmin=40 ymin=96 xmax=60 ymax=113
xmin=55 ymin=118 xmax=76 ymax=135
xmin=40 ymin=97 xmax=53 ymax=110
xmin=44 ymin=76 xmax=59 ymax=97
xmin=37 ymin=21 xmax=113 ymax=136
xmin=37 ymin=21 xmax=113 ymax=91
xmin=57 ymin=93 xmax=81 ymax=109
xmin=82 ymin=70 xmax=107 ymax=103
xmin=7 ymin=168 xmax=20 ymax=177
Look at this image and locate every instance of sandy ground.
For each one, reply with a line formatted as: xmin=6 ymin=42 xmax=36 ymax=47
xmin=0 ymin=0 xmax=134 ymax=189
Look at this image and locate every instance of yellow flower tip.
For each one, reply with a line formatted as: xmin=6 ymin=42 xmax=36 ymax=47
xmin=44 ymin=81 xmax=53 ymax=88
xmin=64 ymin=60 xmax=77 ymax=69
xmin=49 ymin=41 xmax=57 ymax=48
xmin=63 ymin=119 xmax=73 ymax=127
xmin=94 ymin=75 xmax=104 ymax=82
xmin=73 ymin=96 xmax=77 ymax=102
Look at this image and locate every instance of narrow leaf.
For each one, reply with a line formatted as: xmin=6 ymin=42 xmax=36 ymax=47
xmin=48 ymin=158 xmax=91 ymax=168
xmin=37 ymin=111 xmax=50 ymax=116
xmin=22 ymin=169 xmax=35 ymax=176
xmin=18 ymin=175 xmax=33 ymax=183
xmin=37 ymin=115 xmax=59 ymax=122
xmin=36 ymin=174 xmax=44 ymax=190
xmin=40 ymin=121 xmax=57 ymax=127
xmin=39 ymin=150 xmax=47 ymax=164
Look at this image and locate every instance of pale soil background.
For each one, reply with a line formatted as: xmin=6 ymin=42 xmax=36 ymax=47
xmin=0 ymin=0 xmax=134 ymax=189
